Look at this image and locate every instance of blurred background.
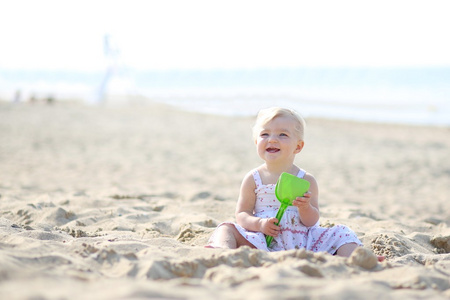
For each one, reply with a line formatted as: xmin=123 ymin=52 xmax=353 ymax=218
xmin=1 ymin=0 xmax=449 ymax=125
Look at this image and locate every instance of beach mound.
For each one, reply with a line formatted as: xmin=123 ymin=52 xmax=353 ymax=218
xmin=0 ymin=102 xmax=449 ymax=299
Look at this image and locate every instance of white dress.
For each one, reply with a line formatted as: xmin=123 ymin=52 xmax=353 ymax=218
xmin=207 ymin=169 xmax=362 ymax=253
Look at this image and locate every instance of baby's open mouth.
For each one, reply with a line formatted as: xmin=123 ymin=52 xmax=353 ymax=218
xmin=266 ymin=147 xmax=280 ymax=153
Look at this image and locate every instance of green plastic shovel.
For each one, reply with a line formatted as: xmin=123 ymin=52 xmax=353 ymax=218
xmin=265 ymin=172 xmax=310 ymax=247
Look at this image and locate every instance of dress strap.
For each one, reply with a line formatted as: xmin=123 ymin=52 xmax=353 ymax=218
xmin=297 ymin=168 xmax=306 ymax=178
xmin=252 ymin=169 xmax=263 ymax=188
xmin=253 ymin=169 xmax=306 ymax=185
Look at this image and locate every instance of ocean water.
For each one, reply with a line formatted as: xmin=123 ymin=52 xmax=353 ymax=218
xmin=1 ymin=67 xmax=449 ymax=126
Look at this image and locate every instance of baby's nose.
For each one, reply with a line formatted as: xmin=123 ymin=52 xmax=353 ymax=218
xmin=268 ymin=135 xmax=278 ymax=142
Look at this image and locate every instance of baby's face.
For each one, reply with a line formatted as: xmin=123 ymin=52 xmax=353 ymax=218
xmin=255 ymin=116 xmax=303 ymax=163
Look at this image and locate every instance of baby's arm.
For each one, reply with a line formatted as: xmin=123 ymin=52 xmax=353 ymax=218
xmin=235 ymin=172 xmax=280 ymax=237
xmin=292 ymin=173 xmax=320 ymax=227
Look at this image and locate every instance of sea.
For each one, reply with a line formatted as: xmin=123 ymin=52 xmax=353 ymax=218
xmin=1 ymin=67 xmax=449 ymax=126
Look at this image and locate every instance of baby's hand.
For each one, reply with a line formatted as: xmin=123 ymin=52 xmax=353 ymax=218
xmin=292 ymin=191 xmax=312 ymax=209
xmin=259 ymin=217 xmax=280 ymax=237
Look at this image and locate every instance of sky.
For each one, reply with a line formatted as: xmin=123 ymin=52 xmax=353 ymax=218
xmin=1 ymin=0 xmax=450 ymax=72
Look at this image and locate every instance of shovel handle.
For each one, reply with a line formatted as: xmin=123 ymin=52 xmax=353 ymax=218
xmin=265 ymin=204 xmax=288 ymax=247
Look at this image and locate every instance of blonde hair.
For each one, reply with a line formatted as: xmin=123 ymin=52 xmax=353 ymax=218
xmin=252 ymin=107 xmax=306 ymax=141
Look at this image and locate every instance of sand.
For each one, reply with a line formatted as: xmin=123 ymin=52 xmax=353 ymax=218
xmin=0 ymin=100 xmax=449 ymax=299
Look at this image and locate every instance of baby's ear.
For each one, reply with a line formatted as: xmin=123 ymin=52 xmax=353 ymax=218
xmin=295 ymin=140 xmax=305 ymax=153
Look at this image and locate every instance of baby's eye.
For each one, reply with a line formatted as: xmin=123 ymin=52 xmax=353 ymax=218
xmin=280 ymin=133 xmax=288 ymax=137
xmin=260 ymin=133 xmax=269 ymax=137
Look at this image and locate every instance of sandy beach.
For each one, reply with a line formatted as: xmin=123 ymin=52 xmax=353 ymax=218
xmin=0 ymin=100 xmax=449 ymax=299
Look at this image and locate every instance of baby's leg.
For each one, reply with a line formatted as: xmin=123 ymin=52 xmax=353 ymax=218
xmin=213 ymin=224 xmax=256 ymax=249
xmin=336 ymin=242 xmax=359 ymax=257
